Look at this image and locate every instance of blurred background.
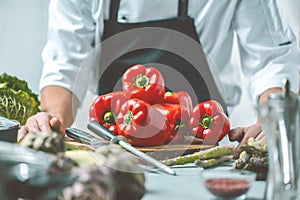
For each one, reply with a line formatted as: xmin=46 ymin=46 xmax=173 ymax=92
xmin=0 ymin=0 xmax=299 ymax=133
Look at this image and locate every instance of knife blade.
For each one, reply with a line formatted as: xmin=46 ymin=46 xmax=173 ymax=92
xmin=66 ymin=127 xmax=106 ymax=149
xmin=87 ymin=121 xmax=176 ymax=176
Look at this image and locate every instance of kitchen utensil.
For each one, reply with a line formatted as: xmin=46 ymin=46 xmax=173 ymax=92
xmin=0 ymin=117 xmax=20 ymax=142
xmin=66 ymin=127 xmax=106 ymax=150
xmin=87 ymin=121 xmax=176 ymax=176
xmin=258 ymin=79 xmax=300 ymax=200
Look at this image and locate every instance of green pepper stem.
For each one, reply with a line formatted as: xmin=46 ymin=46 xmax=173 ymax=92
xmin=133 ymin=74 xmax=150 ymax=89
xmin=103 ymin=111 xmax=116 ymax=125
xmin=199 ymin=114 xmax=213 ymax=129
xmin=124 ymin=111 xmax=133 ymax=125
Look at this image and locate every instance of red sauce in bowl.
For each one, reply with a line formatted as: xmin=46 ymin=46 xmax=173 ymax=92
xmin=204 ymin=178 xmax=251 ymax=198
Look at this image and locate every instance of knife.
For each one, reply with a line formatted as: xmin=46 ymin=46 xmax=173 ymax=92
xmin=66 ymin=127 xmax=106 ymax=149
xmin=87 ymin=121 xmax=176 ymax=176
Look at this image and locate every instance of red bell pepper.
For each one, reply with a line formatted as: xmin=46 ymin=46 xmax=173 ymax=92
xmin=154 ymin=103 xmax=190 ymax=143
xmin=89 ymin=92 xmax=127 ymax=135
xmin=116 ymin=98 xmax=170 ymax=147
xmin=164 ymin=91 xmax=193 ymax=115
xmin=122 ymin=64 xmax=165 ymax=105
xmin=189 ymin=100 xmax=230 ymax=144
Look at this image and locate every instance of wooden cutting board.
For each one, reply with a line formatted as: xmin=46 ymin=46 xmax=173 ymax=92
xmin=137 ymin=143 xmax=214 ymax=160
xmin=65 ymin=137 xmax=214 ymax=160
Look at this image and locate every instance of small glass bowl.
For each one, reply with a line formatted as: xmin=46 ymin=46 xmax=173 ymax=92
xmin=200 ymin=168 xmax=256 ymax=199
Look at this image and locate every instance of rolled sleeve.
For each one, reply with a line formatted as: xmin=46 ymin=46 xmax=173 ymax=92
xmin=249 ymin=45 xmax=300 ymax=104
xmin=235 ymin=0 xmax=300 ymax=105
xmin=40 ymin=0 xmax=96 ymax=102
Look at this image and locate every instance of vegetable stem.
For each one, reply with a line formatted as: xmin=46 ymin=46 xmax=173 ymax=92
xmin=103 ymin=111 xmax=116 ymax=125
xmin=133 ymin=74 xmax=150 ymax=89
xmin=124 ymin=111 xmax=133 ymax=125
xmin=200 ymin=114 xmax=213 ymax=129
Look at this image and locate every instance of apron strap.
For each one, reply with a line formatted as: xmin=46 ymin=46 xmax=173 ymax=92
xmin=109 ymin=0 xmax=121 ymax=21
xmin=109 ymin=0 xmax=189 ymax=20
xmin=178 ymin=0 xmax=188 ymax=17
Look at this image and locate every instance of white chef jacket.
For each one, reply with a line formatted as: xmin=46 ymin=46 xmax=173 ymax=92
xmin=40 ymin=0 xmax=300 ymax=108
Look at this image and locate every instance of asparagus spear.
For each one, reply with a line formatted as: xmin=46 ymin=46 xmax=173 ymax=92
xmin=233 ymin=137 xmax=268 ymax=180
xmin=195 ymin=155 xmax=233 ymax=168
xmin=162 ymin=151 xmax=202 ymax=166
xmin=198 ymin=145 xmax=235 ymax=160
xmin=247 ymin=137 xmax=267 ymax=152
xmin=240 ymin=137 xmax=268 ymax=156
xmin=162 ymin=145 xmax=235 ymax=166
xmin=233 ymin=151 xmax=249 ymax=169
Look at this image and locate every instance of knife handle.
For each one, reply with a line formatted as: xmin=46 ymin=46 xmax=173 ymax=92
xmin=87 ymin=121 xmax=115 ymax=141
xmin=88 ymin=121 xmax=176 ymax=176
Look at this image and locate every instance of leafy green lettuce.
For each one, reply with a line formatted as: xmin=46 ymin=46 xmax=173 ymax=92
xmin=0 ymin=73 xmax=39 ymax=125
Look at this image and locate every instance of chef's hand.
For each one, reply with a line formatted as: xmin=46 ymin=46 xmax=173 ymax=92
xmin=228 ymin=88 xmax=282 ymax=158
xmin=228 ymin=120 xmax=265 ymax=159
xmin=17 ymin=112 xmax=65 ymax=142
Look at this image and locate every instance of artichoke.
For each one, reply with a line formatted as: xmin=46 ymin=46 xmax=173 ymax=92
xmin=60 ymin=144 xmax=146 ymax=200
xmin=19 ymin=131 xmax=65 ymax=155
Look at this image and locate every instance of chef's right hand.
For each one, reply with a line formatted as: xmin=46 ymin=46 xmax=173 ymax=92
xmin=17 ymin=112 xmax=65 ymax=142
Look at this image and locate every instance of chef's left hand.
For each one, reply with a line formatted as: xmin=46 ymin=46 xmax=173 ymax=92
xmin=17 ymin=112 xmax=65 ymax=142
xmin=228 ymin=120 xmax=265 ymax=158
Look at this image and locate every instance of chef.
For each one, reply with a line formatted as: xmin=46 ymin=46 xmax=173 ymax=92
xmin=18 ymin=0 xmax=300 ymax=155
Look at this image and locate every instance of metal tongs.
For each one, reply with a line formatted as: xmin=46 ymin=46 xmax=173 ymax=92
xmin=87 ymin=121 xmax=176 ymax=176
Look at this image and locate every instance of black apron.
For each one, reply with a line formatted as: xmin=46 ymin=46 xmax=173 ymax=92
xmin=98 ymin=0 xmax=225 ymax=109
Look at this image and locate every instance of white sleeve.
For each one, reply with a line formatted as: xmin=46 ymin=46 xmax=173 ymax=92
xmin=40 ymin=0 xmax=97 ymax=103
xmin=234 ymin=0 xmax=300 ymax=104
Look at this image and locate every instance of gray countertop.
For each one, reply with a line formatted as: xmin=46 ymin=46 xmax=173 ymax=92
xmin=142 ymin=164 xmax=266 ymax=200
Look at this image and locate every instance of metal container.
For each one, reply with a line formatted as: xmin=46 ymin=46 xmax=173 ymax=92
xmin=0 ymin=117 xmax=20 ymax=142
xmin=0 ymin=141 xmax=77 ymax=200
